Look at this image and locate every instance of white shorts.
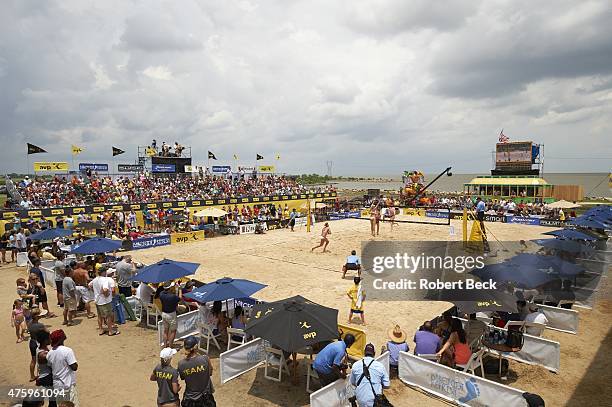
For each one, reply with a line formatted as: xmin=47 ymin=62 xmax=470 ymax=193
xmin=76 ymin=286 xmax=93 ymax=303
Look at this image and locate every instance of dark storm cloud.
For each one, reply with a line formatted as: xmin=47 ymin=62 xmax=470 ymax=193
xmin=429 ymin=2 xmax=612 ymax=98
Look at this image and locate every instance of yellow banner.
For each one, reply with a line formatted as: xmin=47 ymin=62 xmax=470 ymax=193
xmin=338 ymin=324 xmax=366 ymax=360
xmin=258 ymin=165 xmax=275 ymax=173
xmin=33 ymin=162 xmax=69 ymax=172
xmin=403 ymin=208 xmax=426 ymax=217
xmin=171 ymin=230 xmax=205 ymax=244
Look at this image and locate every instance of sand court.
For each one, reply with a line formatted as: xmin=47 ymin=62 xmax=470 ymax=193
xmin=0 ymin=217 xmax=609 ymax=406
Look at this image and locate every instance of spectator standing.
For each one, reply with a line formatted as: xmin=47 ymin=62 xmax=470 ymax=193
xmin=54 ymin=253 xmax=66 ymax=308
xmin=177 ymin=336 xmax=216 ymax=407
xmin=62 ymin=267 xmax=78 ymax=326
xmin=15 ymin=228 xmax=27 ymax=253
xmin=72 ymin=262 xmax=95 ymax=319
xmin=89 ymin=267 xmax=118 ymax=336
xmin=35 ymin=331 xmax=57 ymax=407
xmin=28 ymin=272 xmax=55 ymax=318
xmin=28 ymin=308 xmax=48 ymax=382
xmin=350 ymin=344 xmax=391 ymax=407
xmin=46 ymin=329 xmax=79 ymax=406
xmin=160 ymin=281 xmax=181 ymax=348
xmin=150 ymin=347 xmax=181 ymax=407
xmin=115 ymin=255 xmax=136 ymax=298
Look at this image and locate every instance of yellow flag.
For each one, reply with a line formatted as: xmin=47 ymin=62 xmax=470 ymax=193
xmin=233 ymin=154 xmax=239 ymax=160
xmin=71 ymin=145 xmax=83 ymax=155
xmin=275 ymin=153 xmax=280 ymax=160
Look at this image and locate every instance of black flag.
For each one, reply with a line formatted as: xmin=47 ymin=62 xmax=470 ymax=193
xmin=112 ymin=146 xmax=125 ymax=156
xmin=208 ymin=151 xmax=217 ymax=160
xmin=256 ymin=154 xmax=264 ymax=160
xmin=27 ymin=143 xmax=47 ymax=155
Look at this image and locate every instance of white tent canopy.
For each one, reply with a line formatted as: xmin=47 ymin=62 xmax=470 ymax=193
xmin=546 ymin=200 xmax=580 ymax=209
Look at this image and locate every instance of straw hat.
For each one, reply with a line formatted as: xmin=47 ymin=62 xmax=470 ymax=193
xmin=387 ymin=324 xmax=407 ymax=343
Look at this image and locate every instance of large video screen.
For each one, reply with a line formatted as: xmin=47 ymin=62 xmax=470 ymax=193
xmin=495 ymin=142 xmax=532 ymax=168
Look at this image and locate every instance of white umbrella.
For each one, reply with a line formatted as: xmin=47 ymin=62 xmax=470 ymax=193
xmin=194 ymin=207 xmax=228 ymax=218
xmin=546 ymin=200 xmax=580 ymax=209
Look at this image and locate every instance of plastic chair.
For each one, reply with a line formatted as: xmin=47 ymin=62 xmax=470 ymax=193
xmin=199 ymin=324 xmax=222 ymax=354
xmin=146 ymin=304 xmax=161 ymax=329
xmin=227 ymin=327 xmax=247 ymax=351
xmin=456 ymin=349 xmax=485 ymax=377
xmin=264 ymin=347 xmax=290 ymax=382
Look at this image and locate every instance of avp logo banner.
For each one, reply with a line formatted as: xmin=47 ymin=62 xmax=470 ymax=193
xmin=171 ymin=231 xmax=205 ymax=244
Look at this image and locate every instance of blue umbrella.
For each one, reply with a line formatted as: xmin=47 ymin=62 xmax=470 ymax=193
xmin=131 ymin=259 xmax=200 ymax=283
xmin=30 ymin=228 xmax=73 ymax=241
xmin=583 ymin=205 xmax=612 ymax=220
xmin=543 ymin=229 xmax=598 ymax=241
xmin=569 ymin=216 xmax=609 ymax=230
xmin=506 ymin=253 xmax=585 ymax=277
xmin=70 ymin=238 xmax=123 ymax=254
xmin=471 ymin=262 xmax=557 ymax=289
xmin=184 ymin=277 xmax=267 ymax=303
xmin=533 ymin=238 xmax=594 ymax=255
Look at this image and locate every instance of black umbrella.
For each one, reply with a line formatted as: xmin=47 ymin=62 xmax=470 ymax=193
xmin=245 ymin=295 xmax=339 ymax=352
xmin=426 ymin=288 xmax=519 ymax=314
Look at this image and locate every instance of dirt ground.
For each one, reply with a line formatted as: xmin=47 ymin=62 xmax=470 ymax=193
xmin=0 ymin=217 xmax=610 ymax=406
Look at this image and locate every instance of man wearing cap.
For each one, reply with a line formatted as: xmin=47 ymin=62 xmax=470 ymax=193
xmin=350 ymin=344 xmax=390 ymax=407
xmin=160 ymin=281 xmax=181 ymax=349
xmin=313 ymin=334 xmax=355 ymax=387
xmin=524 ymin=304 xmax=548 ymax=336
xmin=382 ymin=325 xmax=409 ymax=376
xmin=46 ymin=329 xmax=79 ymax=406
xmin=150 ymin=348 xmax=181 ymax=407
xmin=89 ymin=267 xmax=118 ymax=336
xmin=178 ymin=336 xmax=216 ymax=407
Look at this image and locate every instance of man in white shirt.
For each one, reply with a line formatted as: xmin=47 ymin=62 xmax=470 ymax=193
xmin=89 ymin=267 xmax=118 ymax=336
xmin=524 ymin=304 xmax=548 ymax=336
xmin=15 ymin=229 xmax=27 ymax=252
xmin=47 ymin=329 xmax=79 ymax=406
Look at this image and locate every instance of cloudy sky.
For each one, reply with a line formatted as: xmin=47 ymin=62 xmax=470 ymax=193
xmin=1 ymin=0 xmax=611 ymax=176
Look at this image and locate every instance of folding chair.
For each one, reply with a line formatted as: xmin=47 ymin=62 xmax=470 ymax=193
xmin=456 ymin=349 xmax=485 ymax=377
xmin=131 ymin=298 xmax=144 ymax=323
xmin=306 ymin=358 xmax=319 ymax=393
xmin=199 ymin=324 xmax=222 ymax=354
xmin=146 ymin=304 xmax=161 ymax=329
xmin=264 ymin=347 xmax=290 ymax=382
xmin=417 ymin=354 xmax=439 ymax=362
xmin=227 ymin=327 xmax=247 ymax=351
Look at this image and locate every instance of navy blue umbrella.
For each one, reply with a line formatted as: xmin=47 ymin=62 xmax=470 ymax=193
xmin=472 ymin=262 xmax=558 ymax=289
xmin=569 ymin=216 xmax=609 ymax=230
xmin=184 ymin=277 xmax=267 ymax=303
xmin=506 ymin=253 xmax=584 ymax=277
xmin=543 ymin=229 xmax=598 ymax=241
xmin=30 ymin=228 xmax=73 ymax=241
xmin=131 ymin=259 xmax=200 ymax=283
xmin=533 ymin=238 xmax=594 ymax=255
xmin=70 ymin=238 xmax=123 ymax=254
xmin=583 ymin=205 xmax=612 ymax=220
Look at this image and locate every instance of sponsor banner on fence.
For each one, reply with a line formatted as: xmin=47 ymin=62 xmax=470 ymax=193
xmin=425 ymin=210 xmax=450 ymax=219
xmin=257 ymin=165 xmax=275 ymax=173
xmin=170 ymin=230 xmax=205 ymax=244
xmin=220 ymin=338 xmax=266 ymax=384
xmin=157 ymin=310 xmax=201 ymax=346
xmin=34 ymin=162 xmax=69 ymax=172
xmin=212 ymin=165 xmax=232 ymax=173
xmin=131 ymin=235 xmax=171 ymax=250
xmin=539 ymin=218 xmax=566 ymax=227
xmin=152 ymin=163 xmax=176 ymax=173
xmin=310 ymin=352 xmax=390 ymax=407
xmin=398 ymin=352 xmax=528 ymax=407
xmin=265 ymin=219 xmax=282 ymax=231
xmin=294 ymin=217 xmax=307 ymax=227
xmin=117 ymin=164 xmax=144 ymax=172
xmin=403 ymin=208 xmax=426 ymax=217
xmin=239 ymin=223 xmax=256 ymax=234
xmin=79 ymin=163 xmax=109 ymax=172
xmin=0 ymin=192 xmax=337 ymax=219
xmin=506 ymin=216 xmax=541 ymax=226
xmin=238 ymin=166 xmax=254 ymax=172
xmin=328 ymin=211 xmax=362 ymax=220
xmin=539 ymin=304 xmax=579 ymax=334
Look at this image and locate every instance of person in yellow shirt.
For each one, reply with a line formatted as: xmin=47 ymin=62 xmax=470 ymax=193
xmin=347 ymin=277 xmax=366 ymax=325
xmin=559 ymin=209 xmax=565 ymax=221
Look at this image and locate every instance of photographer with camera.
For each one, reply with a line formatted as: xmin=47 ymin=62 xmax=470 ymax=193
xmin=349 ymin=343 xmax=391 ymax=407
xmin=312 ymin=334 xmax=355 ymax=387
